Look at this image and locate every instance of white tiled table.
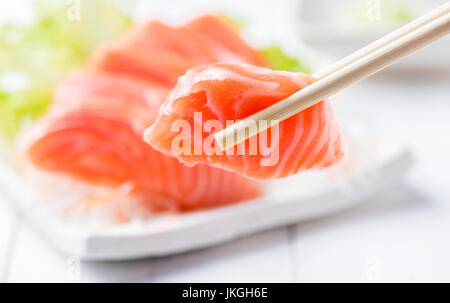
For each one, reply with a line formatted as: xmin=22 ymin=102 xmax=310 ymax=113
xmin=1 ymin=72 xmax=450 ymax=282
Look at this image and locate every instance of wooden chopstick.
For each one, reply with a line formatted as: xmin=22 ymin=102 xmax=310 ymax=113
xmin=215 ymin=3 xmax=450 ymax=151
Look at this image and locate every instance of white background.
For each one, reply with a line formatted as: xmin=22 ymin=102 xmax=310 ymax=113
xmin=1 ymin=0 xmax=450 ymax=282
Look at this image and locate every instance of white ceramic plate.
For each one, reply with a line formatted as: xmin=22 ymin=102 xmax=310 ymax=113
xmin=0 ymin=8 xmax=412 ymax=259
xmin=0 ymin=123 xmax=412 ymax=260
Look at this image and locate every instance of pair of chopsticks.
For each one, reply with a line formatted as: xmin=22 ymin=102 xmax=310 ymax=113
xmin=215 ymin=2 xmax=450 ymax=151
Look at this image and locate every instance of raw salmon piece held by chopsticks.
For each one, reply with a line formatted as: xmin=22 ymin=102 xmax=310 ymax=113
xmin=144 ymin=63 xmax=344 ymax=180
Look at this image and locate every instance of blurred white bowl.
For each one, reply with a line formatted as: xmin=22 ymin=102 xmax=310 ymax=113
xmin=297 ymin=0 xmax=450 ymax=71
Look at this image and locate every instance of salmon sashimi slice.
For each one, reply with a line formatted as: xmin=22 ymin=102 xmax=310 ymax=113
xmin=88 ymin=15 xmax=266 ymax=87
xmin=48 ymin=71 xmax=169 ymax=125
xmin=181 ymin=15 xmax=266 ymax=66
xmin=123 ymin=15 xmax=266 ymax=67
xmin=23 ymin=71 xmax=261 ymax=213
xmin=122 ymin=21 xmax=216 ymax=65
xmin=24 ymin=71 xmax=169 ymax=187
xmin=144 ymin=63 xmax=344 ymax=180
xmin=88 ymin=43 xmax=195 ymax=87
xmin=26 ymin=111 xmax=154 ymax=187
xmin=25 ymin=111 xmax=260 ymax=211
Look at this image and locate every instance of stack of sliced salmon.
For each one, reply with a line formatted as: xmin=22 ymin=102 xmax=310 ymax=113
xmin=22 ymin=15 xmax=265 ymax=219
xmin=22 ymin=15 xmax=344 ymax=221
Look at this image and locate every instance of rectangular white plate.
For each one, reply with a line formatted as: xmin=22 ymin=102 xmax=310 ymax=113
xmin=0 ymin=125 xmax=412 ymax=260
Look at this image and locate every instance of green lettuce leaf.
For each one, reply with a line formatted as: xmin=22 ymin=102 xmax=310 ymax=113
xmin=219 ymin=14 xmax=310 ymax=74
xmin=260 ymin=45 xmax=311 ymax=74
xmin=0 ymin=0 xmax=132 ymax=143
xmin=217 ymin=13 xmax=246 ymax=30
